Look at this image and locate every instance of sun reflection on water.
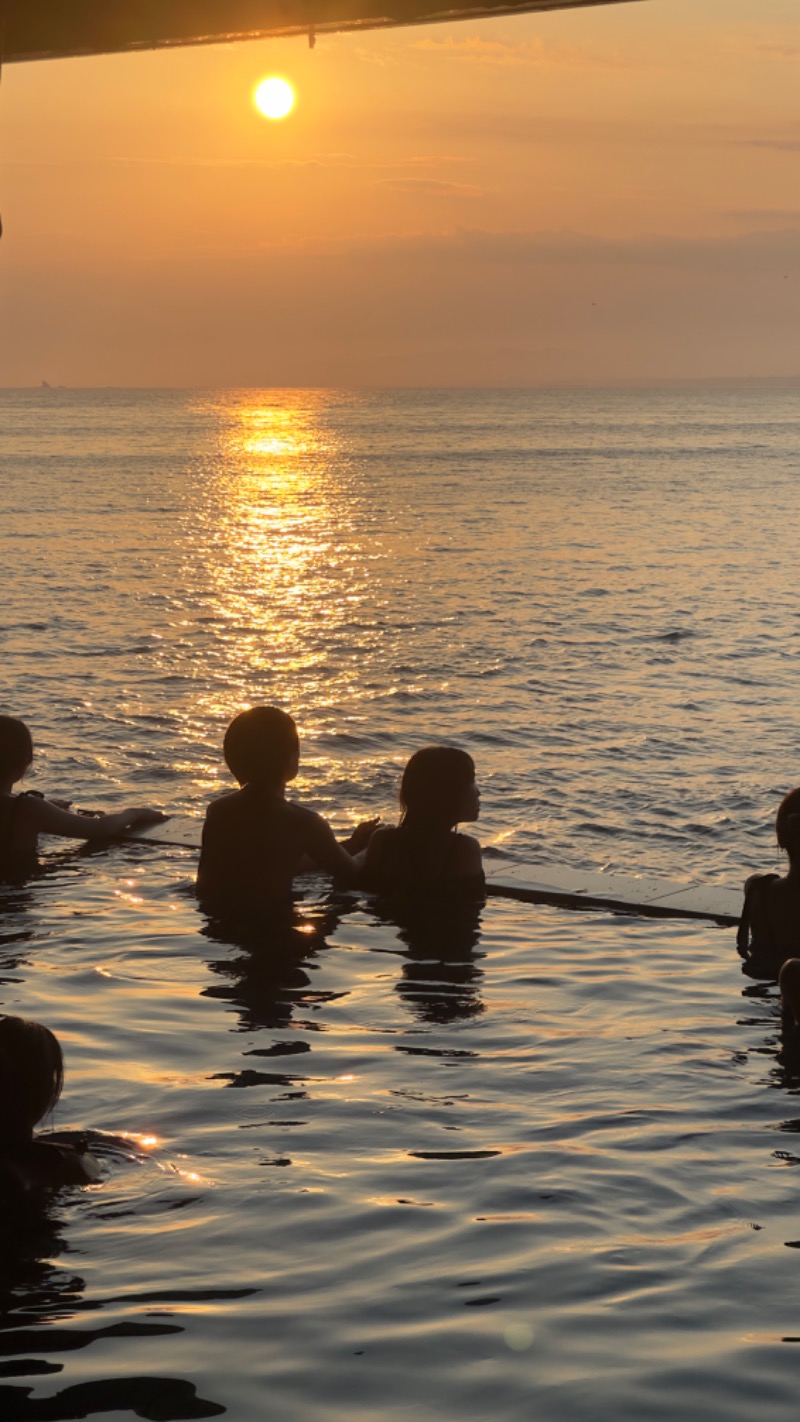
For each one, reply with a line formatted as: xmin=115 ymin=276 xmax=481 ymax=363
xmin=185 ymin=393 xmax=350 ymax=707
xmin=180 ymin=391 xmax=383 ymax=810
xmin=174 ymin=389 xmax=389 ymax=819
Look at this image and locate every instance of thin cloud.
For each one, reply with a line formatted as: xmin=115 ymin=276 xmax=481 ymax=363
xmin=378 ymin=178 xmax=484 ymax=196
xmin=725 ymin=209 xmax=800 ymax=221
xmin=413 ymin=33 xmax=644 ymax=71
xmin=288 ymin=225 xmax=800 ymax=274
xmin=740 ymin=137 xmax=800 ymax=153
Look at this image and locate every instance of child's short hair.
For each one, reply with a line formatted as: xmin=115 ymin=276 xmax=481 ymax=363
xmin=777 ymin=788 xmax=800 ymax=858
xmin=400 ymin=746 xmax=475 ymax=824
xmin=0 ymin=1016 xmax=64 ymax=1141
xmin=0 ymin=716 xmax=33 ymax=781
xmin=223 ymin=707 xmax=299 ymax=788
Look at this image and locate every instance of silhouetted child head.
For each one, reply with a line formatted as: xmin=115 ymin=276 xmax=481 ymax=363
xmin=224 ymin=707 xmax=299 ymax=790
xmin=777 ymin=788 xmax=800 ymax=865
xmin=0 ymin=716 xmax=33 ymax=787
xmin=0 ymin=1016 xmax=64 ymax=1146
xmin=400 ymin=747 xmax=478 ymax=830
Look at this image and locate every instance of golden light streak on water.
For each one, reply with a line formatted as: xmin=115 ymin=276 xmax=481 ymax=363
xmin=178 ymin=393 xmax=380 ymax=818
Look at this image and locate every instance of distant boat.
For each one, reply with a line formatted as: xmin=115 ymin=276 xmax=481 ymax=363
xmin=40 ymin=380 xmax=52 ymax=389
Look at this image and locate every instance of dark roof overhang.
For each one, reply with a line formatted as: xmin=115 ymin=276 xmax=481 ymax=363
xmin=1 ymin=0 xmax=640 ymax=64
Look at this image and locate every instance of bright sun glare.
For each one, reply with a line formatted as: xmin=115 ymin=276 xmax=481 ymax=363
xmin=254 ymin=77 xmax=296 ymax=120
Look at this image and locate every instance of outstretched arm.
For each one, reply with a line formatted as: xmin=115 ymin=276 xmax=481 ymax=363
xmin=26 ymin=797 xmax=165 ymax=843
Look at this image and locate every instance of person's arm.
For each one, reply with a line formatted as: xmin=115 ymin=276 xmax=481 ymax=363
xmin=301 ymin=811 xmax=369 ymax=882
xmin=358 ymin=826 xmax=392 ymax=886
xmin=296 ymin=816 xmax=380 ymax=875
xmin=25 ymin=796 xmax=165 ymax=843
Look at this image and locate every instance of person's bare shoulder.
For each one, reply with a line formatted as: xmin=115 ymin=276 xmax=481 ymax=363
xmin=451 ymin=833 xmax=483 ymax=879
xmin=284 ymin=801 xmax=335 ymax=845
xmin=203 ymin=790 xmax=247 ymax=831
xmin=3 ymin=1141 xmax=101 ymax=1190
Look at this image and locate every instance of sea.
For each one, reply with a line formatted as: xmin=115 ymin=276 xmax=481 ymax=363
xmin=1 ymin=385 xmax=800 ymax=1420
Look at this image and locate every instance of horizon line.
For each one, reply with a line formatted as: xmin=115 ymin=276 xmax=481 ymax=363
xmin=4 ymin=374 xmax=800 ymax=393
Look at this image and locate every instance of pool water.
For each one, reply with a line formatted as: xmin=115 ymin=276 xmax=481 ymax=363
xmin=1 ymin=843 xmax=796 ymax=1422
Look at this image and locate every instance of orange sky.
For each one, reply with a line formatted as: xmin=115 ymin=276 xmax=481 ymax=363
xmin=1 ymin=0 xmax=799 ymax=386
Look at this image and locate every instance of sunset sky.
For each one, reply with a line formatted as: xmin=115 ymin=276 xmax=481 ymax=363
xmin=1 ymin=0 xmax=799 ymax=386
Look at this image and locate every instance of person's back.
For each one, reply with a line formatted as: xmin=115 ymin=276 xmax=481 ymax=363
xmin=197 ymin=706 xmax=376 ymax=915
xmin=361 ymin=746 xmax=484 ymax=896
xmin=199 ymin=785 xmax=348 ymax=907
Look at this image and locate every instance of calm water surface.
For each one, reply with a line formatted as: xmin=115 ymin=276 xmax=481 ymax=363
xmin=1 ymin=387 xmax=800 ymax=1419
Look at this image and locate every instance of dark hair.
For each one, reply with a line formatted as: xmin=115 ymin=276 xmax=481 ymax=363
xmin=0 ymin=716 xmax=33 ymax=781
xmin=223 ymin=706 xmax=299 ymax=788
xmin=0 ymin=1016 xmax=64 ymax=1142
xmin=400 ymin=746 xmax=475 ymax=827
xmin=777 ymin=788 xmax=800 ymax=860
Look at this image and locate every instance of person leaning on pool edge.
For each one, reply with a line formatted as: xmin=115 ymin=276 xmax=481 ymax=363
xmin=0 ymin=714 xmax=164 ymax=882
xmin=196 ymin=705 xmax=379 ymax=914
xmin=738 ymin=787 xmax=800 ymax=1039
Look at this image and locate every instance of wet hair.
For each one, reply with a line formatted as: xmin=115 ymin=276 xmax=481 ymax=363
xmin=0 ymin=716 xmax=33 ymax=782
xmin=777 ymin=788 xmax=800 ymax=861
xmin=0 ymin=1016 xmax=64 ymax=1144
xmin=223 ymin=706 xmax=299 ymax=789
xmin=400 ymin=746 xmax=475 ymax=827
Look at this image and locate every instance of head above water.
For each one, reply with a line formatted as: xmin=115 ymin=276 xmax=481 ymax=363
xmin=776 ymin=788 xmax=800 ymax=863
xmin=0 ymin=1016 xmax=64 ymax=1145
xmin=0 ymin=716 xmax=33 ymax=786
xmin=400 ymin=746 xmax=478 ymax=829
xmin=223 ymin=706 xmax=299 ymax=790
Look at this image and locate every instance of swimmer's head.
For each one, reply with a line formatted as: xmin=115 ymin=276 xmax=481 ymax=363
xmin=223 ymin=706 xmax=299 ymax=790
xmin=777 ymin=788 xmax=800 ymax=862
xmin=400 ymin=746 xmax=479 ymax=829
xmin=0 ymin=1016 xmax=64 ymax=1144
xmin=0 ymin=716 xmax=33 ymax=786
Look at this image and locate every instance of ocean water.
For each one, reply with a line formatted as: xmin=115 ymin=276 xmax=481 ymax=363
xmin=1 ymin=386 xmax=800 ymax=1420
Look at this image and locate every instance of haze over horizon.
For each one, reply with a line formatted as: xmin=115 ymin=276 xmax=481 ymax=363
xmin=1 ymin=0 xmax=798 ymax=388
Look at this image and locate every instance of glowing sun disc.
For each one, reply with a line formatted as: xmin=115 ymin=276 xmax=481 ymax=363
xmin=255 ymin=77 xmax=295 ymax=120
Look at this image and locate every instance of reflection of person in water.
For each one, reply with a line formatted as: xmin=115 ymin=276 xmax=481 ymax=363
xmin=199 ymin=896 xmax=348 ymax=1037
xmin=0 ymin=1016 xmax=100 ymax=1189
xmin=361 ymin=747 xmax=484 ymax=894
xmin=388 ymin=893 xmax=486 ymax=1026
xmin=0 ymin=1185 xmax=225 ymax=1421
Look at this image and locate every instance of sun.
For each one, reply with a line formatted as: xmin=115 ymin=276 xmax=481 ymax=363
xmin=254 ymin=77 xmax=296 ymax=121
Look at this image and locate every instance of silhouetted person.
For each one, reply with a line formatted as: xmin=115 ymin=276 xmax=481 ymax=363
xmin=738 ymin=788 xmax=800 ymax=975
xmin=360 ymin=746 xmax=484 ymax=894
xmin=0 ymin=1016 xmax=100 ymax=1190
xmin=197 ymin=706 xmax=377 ymax=919
xmin=737 ymin=788 xmax=800 ymax=1057
xmin=0 ymin=715 xmax=164 ymax=882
